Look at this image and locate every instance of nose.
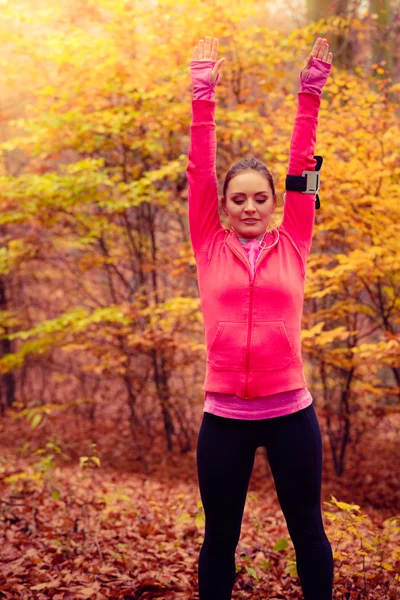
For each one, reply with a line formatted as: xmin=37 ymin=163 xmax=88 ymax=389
xmin=244 ymin=201 xmax=256 ymax=214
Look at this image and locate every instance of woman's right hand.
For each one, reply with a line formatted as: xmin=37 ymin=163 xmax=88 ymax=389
xmin=192 ymin=36 xmax=225 ymax=85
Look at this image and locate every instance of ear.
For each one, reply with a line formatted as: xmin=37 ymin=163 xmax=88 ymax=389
xmin=221 ymin=197 xmax=228 ymax=215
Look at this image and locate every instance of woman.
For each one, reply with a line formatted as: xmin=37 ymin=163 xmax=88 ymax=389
xmin=186 ymin=35 xmax=333 ymax=600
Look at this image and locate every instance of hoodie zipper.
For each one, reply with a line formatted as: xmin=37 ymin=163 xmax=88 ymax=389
xmin=245 ymin=276 xmax=254 ymax=400
xmin=226 ymin=240 xmax=272 ymax=400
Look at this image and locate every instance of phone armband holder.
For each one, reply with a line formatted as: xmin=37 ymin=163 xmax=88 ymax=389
xmin=285 ymin=155 xmax=323 ymax=210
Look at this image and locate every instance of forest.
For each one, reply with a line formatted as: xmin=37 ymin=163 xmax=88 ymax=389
xmin=0 ymin=0 xmax=399 ymax=598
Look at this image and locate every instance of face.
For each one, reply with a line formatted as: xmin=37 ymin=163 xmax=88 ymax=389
xmin=222 ymin=170 xmax=276 ymax=238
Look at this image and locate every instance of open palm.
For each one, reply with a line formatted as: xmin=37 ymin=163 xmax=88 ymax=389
xmin=301 ymin=37 xmax=333 ymax=80
xmin=192 ymin=36 xmax=225 ymax=85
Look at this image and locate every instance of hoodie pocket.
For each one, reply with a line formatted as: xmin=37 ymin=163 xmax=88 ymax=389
xmin=249 ymin=320 xmax=296 ymax=371
xmin=208 ymin=322 xmax=247 ymax=371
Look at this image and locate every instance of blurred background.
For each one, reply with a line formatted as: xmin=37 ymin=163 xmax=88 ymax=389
xmin=0 ymin=1 xmax=399 ymax=597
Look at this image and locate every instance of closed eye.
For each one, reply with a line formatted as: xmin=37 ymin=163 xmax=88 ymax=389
xmin=232 ymin=198 xmax=268 ymax=205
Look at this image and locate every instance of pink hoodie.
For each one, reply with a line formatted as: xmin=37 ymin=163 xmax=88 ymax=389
xmin=187 ymin=61 xmax=330 ymax=417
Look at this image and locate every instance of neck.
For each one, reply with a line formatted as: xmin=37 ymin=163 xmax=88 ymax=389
xmin=237 ymin=231 xmax=267 ymax=244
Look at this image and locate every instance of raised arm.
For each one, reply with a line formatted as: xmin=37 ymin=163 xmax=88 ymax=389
xmin=186 ymin=37 xmax=225 ymax=255
xmin=282 ymin=38 xmax=332 ymax=259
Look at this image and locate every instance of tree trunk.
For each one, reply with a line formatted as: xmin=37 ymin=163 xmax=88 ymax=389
xmin=306 ymin=0 xmax=331 ymax=22
xmin=306 ymin=0 xmax=355 ymax=70
xmin=144 ymin=202 xmax=176 ymax=451
xmin=370 ymin=0 xmax=393 ymax=71
xmin=0 ymin=278 xmax=16 ymax=410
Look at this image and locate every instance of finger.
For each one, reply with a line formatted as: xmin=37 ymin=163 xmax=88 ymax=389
xmin=328 ymin=52 xmax=333 ymax=64
xmin=210 ymin=37 xmax=219 ymax=61
xmin=210 ymin=58 xmax=224 ymax=84
xmin=192 ymin=45 xmax=199 ymax=60
xmin=214 ymin=57 xmax=225 ymax=75
xmin=204 ymin=35 xmax=211 ymax=59
xmin=305 ymin=53 xmax=313 ymax=68
xmin=301 ymin=54 xmax=311 ymax=73
xmin=312 ymin=37 xmax=322 ymax=56
xmin=315 ymin=39 xmax=323 ymax=59
xmin=318 ymin=38 xmax=328 ymax=60
xmin=321 ymin=40 xmax=329 ymax=61
xmin=324 ymin=44 xmax=330 ymax=62
xmin=198 ymin=38 xmax=204 ymax=60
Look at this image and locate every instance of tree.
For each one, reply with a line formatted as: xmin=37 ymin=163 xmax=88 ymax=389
xmin=0 ymin=278 xmax=16 ymax=411
xmin=0 ymin=0 xmax=398 ymax=473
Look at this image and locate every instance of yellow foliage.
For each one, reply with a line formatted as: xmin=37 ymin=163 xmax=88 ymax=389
xmin=0 ymin=0 xmax=399 ymax=411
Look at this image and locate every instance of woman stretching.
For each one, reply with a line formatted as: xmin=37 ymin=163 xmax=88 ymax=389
xmin=186 ymin=35 xmax=334 ymax=600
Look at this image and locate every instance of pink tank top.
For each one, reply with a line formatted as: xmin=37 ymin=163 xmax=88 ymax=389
xmin=204 ymin=233 xmax=313 ymax=420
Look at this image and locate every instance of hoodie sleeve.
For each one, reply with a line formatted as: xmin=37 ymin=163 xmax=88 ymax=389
xmin=282 ymin=91 xmax=321 ymax=263
xmin=186 ymin=99 xmax=222 ymax=256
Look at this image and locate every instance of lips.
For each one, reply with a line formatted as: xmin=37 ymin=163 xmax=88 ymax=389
xmin=242 ymin=219 xmax=259 ymax=223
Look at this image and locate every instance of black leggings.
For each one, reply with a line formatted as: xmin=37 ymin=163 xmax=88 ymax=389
xmin=196 ymin=403 xmax=333 ymax=600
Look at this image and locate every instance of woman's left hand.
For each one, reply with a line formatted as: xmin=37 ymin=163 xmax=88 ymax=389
xmin=301 ymin=37 xmax=333 ymax=81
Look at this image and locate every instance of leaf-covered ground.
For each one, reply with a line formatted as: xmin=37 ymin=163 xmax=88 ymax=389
xmin=0 ymin=411 xmax=399 ymax=600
